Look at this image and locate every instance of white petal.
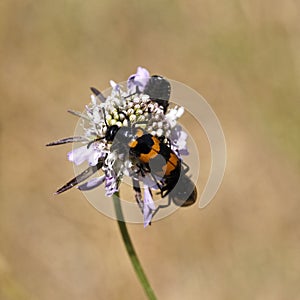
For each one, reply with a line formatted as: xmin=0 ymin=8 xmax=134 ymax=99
xmin=88 ymin=150 xmax=102 ymax=166
xmin=176 ymin=107 xmax=184 ymax=118
xmin=68 ymin=146 xmax=93 ymax=166
xmin=110 ymin=80 xmax=117 ymax=88
xmin=178 ymin=130 xmax=188 ymax=142
xmin=143 ymin=184 xmax=156 ymax=227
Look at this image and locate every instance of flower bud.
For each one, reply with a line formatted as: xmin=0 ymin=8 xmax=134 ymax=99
xmin=157 ymin=128 xmax=163 ymax=137
xmin=137 ymin=115 xmax=145 ymax=122
xmin=127 ymin=108 xmax=134 ymax=116
xmin=109 ymin=119 xmax=117 ymax=126
xmin=129 ymin=114 xmax=136 ymax=122
xmin=113 ymin=112 xmax=119 ymax=120
xmin=106 ymin=114 xmax=112 ymax=122
xmin=136 ymin=109 xmax=143 ymax=116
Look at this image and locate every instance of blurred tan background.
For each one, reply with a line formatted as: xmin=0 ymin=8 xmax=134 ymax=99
xmin=1 ymin=1 xmax=300 ymax=299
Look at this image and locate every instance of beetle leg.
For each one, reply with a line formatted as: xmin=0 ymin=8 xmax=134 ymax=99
xmin=181 ymin=161 xmax=190 ymax=174
xmin=151 ymin=196 xmax=172 ymax=219
xmin=132 ymin=176 xmax=143 ymax=212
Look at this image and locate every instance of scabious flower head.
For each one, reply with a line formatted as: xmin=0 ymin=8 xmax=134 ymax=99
xmin=53 ymin=67 xmax=190 ymax=227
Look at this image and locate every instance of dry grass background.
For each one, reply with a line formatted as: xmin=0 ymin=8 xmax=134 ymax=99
xmin=1 ymin=1 xmax=300 ymax=299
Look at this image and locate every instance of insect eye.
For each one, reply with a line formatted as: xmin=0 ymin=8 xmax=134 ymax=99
xmin=106 ymin=125 xmax=119 ymax=141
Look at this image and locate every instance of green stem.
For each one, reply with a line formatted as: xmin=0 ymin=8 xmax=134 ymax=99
xmin=113 ymin=192 xmax=157 ymax=300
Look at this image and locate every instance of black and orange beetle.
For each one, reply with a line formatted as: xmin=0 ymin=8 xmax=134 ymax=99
xmin=48 ymin=75 xmax=197 ymax=211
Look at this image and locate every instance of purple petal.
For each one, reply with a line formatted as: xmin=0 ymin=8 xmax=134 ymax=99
xmin=170 ymin=125 xmax=182 ymax=140
xmin=110 ymin=80 xmax=120 ymax=92
xmin=179 ymin=148 xmax=189 ymax=156
xmin=140 ymin=174 xmax=159 ymax=190
xmin=68 ymin=146 xmax=93 ymax=166
xmin=88 ymin=150 xmax=104 ymax=166
xmin=143 ymin=185 xmax=156 ymax=227
xmin=170 ymin=126 xmax=189 ymax=156
xmin=105 ymin=176 xmax=118 ymax=197
xmin=127 ymin=67 xmax=150 ymax=92
xmin=77 ymin=176 xmax=105 ymax=191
